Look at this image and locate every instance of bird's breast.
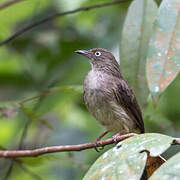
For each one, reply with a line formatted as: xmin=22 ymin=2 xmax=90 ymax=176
xmin=84 ymin=70 xmax=106 ymax=90
xmin=83 ymin=70 xmax=112 ymax=114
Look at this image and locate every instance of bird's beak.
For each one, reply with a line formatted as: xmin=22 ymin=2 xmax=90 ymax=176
xmin=75 ymin=50 xmax=91 ymax=58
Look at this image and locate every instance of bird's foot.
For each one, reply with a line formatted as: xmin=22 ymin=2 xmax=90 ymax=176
xmin=112 ymin=130 xmax=126 ymax=143
xmin=93 ymin=140 xmax=100 ymax=152
xmin=112 ymin=133 xmax=121 ymax=144
xmin=93 ymin=130 xmax=109 ymax=152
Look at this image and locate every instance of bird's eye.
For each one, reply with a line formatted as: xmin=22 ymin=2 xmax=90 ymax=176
xmin=95 ymin=51 xmax=101 ymax=56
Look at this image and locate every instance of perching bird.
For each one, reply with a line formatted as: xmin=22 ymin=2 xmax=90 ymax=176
xmin=76 ymin=48 xmax=144 ymax=140
xmin=75 ymin=49 xmax=165 ymax=179
xmin=76 ymin=48 xmax=166 ymax=179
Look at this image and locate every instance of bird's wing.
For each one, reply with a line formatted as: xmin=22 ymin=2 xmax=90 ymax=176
xmin=112 ymin=79 xmax=145 ymax=133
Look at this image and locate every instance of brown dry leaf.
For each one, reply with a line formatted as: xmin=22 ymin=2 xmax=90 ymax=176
xmin=145 ymin=151 xmax=166 ymax=178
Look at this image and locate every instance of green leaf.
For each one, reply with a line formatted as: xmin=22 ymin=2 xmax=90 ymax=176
xmin=120 ymin=0 xmax=158 ymax=106
xmin=146 ymin=0 xmax=180 ymax=95
xmin=149 ymin=152 xmax=180 ymax=180
xmin=118 ymin=133 xmax=173 ymax=156
xmin=83 ymin=133 xmax=173 ymax=180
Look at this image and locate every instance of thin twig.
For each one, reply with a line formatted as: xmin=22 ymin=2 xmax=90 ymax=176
xmin=3 ymin=107 xmax=34 ymax=179
xmin=0 ymin=133 xmax=136 ymax=158
xmin=0 ymin=0 xmax=130 ymax=46
xmin=0 ymin=0 xmax=23 ymax=10
xmin=3 ymin=91 xmax=51 ymax=178
xmin=16 ymin=161 xmax=42 ymax=180
xmin=20 ymin=85 xmax=82 ymax=105
xmin=20 ymin=90 xmax=51 ymax=104
xmin=3 ymin=162 xmax=14 ymax=180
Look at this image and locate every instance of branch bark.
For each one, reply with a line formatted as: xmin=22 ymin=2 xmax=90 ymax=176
xmin=0 ymin=133 xmax=136 ymax=158
xmin=0 ymin=0 xmax=23 ymax=11
xmin=0 ymin=134 xmax=180 ymax=158
xmin=0 ymin=0 xmax=130 ymax=46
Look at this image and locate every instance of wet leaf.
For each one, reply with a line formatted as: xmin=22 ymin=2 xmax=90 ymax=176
xmin=120 ymin=0 xmax=157 ymax=106
xmin=146 ymin=0 xmax=180 ymax=95
xmin=117 ymin=133 xmax=173 ymax=157
xmin=149 ymin=152 xmax=180 ymax=180
xmin=83 ymin=133 xmax=173 ymax=180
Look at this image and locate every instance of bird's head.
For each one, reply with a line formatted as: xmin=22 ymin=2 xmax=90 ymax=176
xmin=75 ymin=48 xmax=119 ymax=70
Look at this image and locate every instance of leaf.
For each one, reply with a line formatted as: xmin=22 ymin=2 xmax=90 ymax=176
xmin=83 ymin=133 xmax=173 ymax=180
xmin=146 ymin=0 xmax=180 ymax=95
xmin=117 ymin=133 xmax=173 ymax=157
xmin=120 ymin=0 xmax=158 ymax=106
xmin=118 ymin=2 xmax=132 ymax=34
xmin=146 ymin=154 xmax=165 ymax=178
xmin=149 ymin=152 xmax=180 ymax=180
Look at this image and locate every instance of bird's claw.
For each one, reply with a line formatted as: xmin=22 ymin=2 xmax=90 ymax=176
xmin=93 ymin=141 xmax=100 ymax=152
xmin=93 ymin=141 xmax=104 ymax=152
xmin=112 ymin=133 xmax=121 ymax=144
xmin=92 ymin=131 xmax=109 ymax=152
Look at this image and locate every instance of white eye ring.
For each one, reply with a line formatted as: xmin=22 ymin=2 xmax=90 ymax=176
xmin=95 ymin=51 xmax=101 ymax=56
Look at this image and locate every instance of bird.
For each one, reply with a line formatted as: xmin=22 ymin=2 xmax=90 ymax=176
xmin=75 ymin=48 xmax=165 ymax=179
xmin=75 ymin=48 xmax=144 ymax=146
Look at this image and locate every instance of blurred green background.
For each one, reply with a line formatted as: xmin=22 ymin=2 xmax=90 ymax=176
xmin=0 ymin=0 xmax=179 ymax=179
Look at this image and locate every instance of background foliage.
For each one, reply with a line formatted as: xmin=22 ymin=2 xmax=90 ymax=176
xmin=0 ymin=0 xmax=179 ymax=179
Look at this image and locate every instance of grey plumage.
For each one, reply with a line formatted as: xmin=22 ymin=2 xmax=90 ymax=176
xmin=76 ymin=48 xmax=144 ymax=134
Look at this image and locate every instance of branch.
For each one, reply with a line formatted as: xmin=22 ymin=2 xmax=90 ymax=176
xmin=0 ymin=133 xmax=136 ymax=158
xmin=1 ymin=135 xmax=180 ymax=158
xmin=20 ymin=85 xmax=82 ymax=105
xmin=172 ymin=138 xmax=180 ymax=145
xmin=0 ymin=0 xmax=23 ymax=11
xmin=0 ymin=0 xmax=130 ymax=46
xmin=20 ymin=90 xmax=51 ymax=104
